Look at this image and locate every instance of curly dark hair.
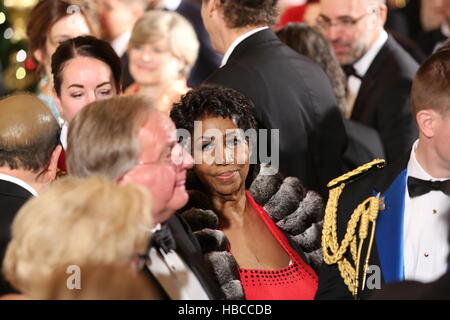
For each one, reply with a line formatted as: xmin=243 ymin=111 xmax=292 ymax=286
xmin=217 ymin=0 xmax=279 ymax=28
xmin=170 ymin=85 xmax=258 ymax=133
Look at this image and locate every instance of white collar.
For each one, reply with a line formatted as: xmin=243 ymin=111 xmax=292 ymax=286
xmin=441 ymin=23 xmax=450 ymax=38
xmin=0 ymin=173 xmax=38 ymax=196
xmin=408 ymin=140 xmax=450 ymax=181
xmin=163 ymin=0 xmax=182 ymax=11
xmin=60 ymin=121 xmax=68 ymax=151
xmin=220 ymin=26 xmax=269 ymax=67
xmin=111 ymin=31 xmax=132 ymax=57
xmin=353 ymin=30 xmax=388 ymax=78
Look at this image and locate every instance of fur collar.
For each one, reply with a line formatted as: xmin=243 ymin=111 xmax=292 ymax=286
xmin=181 ymin=164 xmax=324 ymax=299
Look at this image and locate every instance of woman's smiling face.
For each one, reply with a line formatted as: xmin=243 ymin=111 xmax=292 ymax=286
xmin=192 ymin=115 xmax=250 ymax=197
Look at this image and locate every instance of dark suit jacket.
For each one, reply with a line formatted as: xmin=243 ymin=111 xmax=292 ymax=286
xmin=205 ymin=28 xmax=347 ymax=196
xmin=164 ymin=213 xmax=224 ymax=299
xmin=315 ymin=152 xmax=411 ymax=300
xmin=418 ymin=28 xmax=448 ymax=57
xmin=370 ymin=270 xmax=450 ymax=300
xmin=175 ymin=0 xmax=222 ymax=88
xmin=343 ymin=119 xmax=385 ymax=171
xmin=0 ymin=180 xmax=33 ymax=295
xmin=351 ymin=36 xmax=418 ymax=164
xmin=121 ymin=53 xmax=134 ymax=91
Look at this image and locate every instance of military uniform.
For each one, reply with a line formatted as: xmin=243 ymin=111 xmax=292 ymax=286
xmin=316 ymin=153 xmax=411 ymax=300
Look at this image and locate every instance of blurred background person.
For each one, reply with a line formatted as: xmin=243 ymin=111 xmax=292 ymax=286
xmin=27 ymin=0 xmax=95 ymax=121
xmin=150 ymin=0 xmax=222 ymax=87
xmin=276 ymin=0 xmax=320 ymax=29
xmin=125 ymin=10 xmax=199 ymax=115
xmin=2 ymin=175 xmax=155 ymax=299
xmin=0 ymin=94 xmax=61 ymax=296
xmin=96 ymin=0 xmax=149 ymax=89
xmin=277 ymin=23 xmax=385 ymax=169
xmin=317 ymin=0 xmax=418 ymax=165
xmin=67 ymin=95 xmax=223 ymax=299
xmin=419 ymin=0 xmax=450 ymax=56
xmin=51 ymin=35 xmax=122 ymax=174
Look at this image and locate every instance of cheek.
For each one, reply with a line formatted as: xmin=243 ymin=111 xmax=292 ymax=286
xmin=61 ymin=97 xmax=85 ymax=122
xmin=194 ymin=164 xmax=214 ymax=187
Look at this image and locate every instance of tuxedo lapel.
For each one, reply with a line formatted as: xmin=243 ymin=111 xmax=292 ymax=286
xmin=351 ymin=37 xmax=393 ymax=120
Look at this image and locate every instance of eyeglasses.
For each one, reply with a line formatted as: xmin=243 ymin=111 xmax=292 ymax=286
xmin=135 ymin=143 xmax=186 ymax=168
xmin=316 ymin=12 xmax=372 ymax=30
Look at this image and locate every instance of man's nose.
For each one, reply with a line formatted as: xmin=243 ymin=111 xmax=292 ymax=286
xmin=172 ymin=143 xmax=193 ymax=169
xmin=326 ymin=25 xmax=341 ymax=42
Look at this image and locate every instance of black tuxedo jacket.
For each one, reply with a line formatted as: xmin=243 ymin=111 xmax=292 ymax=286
xmin=418 ymin=28 xmax=448 ymax=57
xmin=351 ymin=36 xmax=418 ymax=164
xmin=175 ymin=0 xmax=222 ymax=87
xmin=370 ymin=270 xmax=450 ymax=300
xmin=121 ymin=53 xmax=134 ymax=91
xmin=164 ymin=213 xmax=224 ymax=299
xmin=315 ymin=152 xmax=410 ymax=300
xmin=205 ymin=29 xmax=347 ymax=196
xmin=0 ymin=180 xmax=33 ymax=295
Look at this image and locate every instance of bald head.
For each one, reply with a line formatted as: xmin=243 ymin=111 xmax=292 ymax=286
xmin=0 ymin=94 xmax=60 ymax=172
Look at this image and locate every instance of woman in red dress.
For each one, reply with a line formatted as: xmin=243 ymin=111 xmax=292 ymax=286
xmin=171 ymin=85 xmax=323 ymax=300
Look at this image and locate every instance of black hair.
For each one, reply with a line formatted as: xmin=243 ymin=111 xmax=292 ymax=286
xmin=51 ymin=35 xmax=122 ymax=96
xmin=170 ymin=85 xmax=258 ymax=134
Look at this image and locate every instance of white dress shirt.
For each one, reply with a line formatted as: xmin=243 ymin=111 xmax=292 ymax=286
xmin=403 ymin=140 xmax=450 ymax=282
xmin=60 ymin=121 xmax=68 ymax=151
xmin=162 ymin=0 xmax=182 ymax=11
xmin=111 ymin=31 xmax=131 ymax=58
xmin=146 ymin=223 xmax=210 ymax=300
xmin=0 ymin=173 xmax=38 ymax=196
xmin=347 ymin=30 xmax=388 ymax=114
xmin=220 ymin=26 xmax=269 ymax=67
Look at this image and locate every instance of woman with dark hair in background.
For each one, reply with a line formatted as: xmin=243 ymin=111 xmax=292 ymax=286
xmin=51 ymin=35 xmax=122 ymax=174
xmin=171 ymin=85 xmax=323 ymax=300
xmin=27 ymin=0 xmax=97 ymax=121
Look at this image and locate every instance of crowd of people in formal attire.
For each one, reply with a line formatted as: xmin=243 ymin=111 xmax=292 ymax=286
xmin=1 ymin=0 xmax=450 ymax=300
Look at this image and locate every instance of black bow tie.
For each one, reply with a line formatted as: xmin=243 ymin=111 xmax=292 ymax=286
xmin=407 ymin=176 xmax=450 ymax=198
xmin=151 ymin=224 xmax=177 ymax=253
xmin=342 ymin=65 xmax=363 ymax=80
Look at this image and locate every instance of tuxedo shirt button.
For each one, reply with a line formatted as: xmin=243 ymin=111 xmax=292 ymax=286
xmin=432 ymin=209 xmax=437 ymax=214
xmin=424 ymin=253 xmax=429 ymax=258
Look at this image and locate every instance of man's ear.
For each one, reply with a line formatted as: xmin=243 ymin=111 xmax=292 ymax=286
xmin=208 ymin=0 xmax=221 ymax=17
xmin=416 ymin=109 xmax=436 ymax=139
xmin=378 ymin=3 xmax=388 ymax=26
xmin=43 ymin=145 xmax=63 ymax=182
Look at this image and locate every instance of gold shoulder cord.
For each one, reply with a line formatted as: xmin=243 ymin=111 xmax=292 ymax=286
xmin=322 ymin=159 xmax=385 ymax=298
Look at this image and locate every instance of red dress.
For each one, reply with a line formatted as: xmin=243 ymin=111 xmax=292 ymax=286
xmin=236 ymin=191 xmax=318 ymax=300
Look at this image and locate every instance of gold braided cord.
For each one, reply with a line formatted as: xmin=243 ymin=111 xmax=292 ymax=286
xmin=322 ymin=160 xmax=384 ymax=297
xmin=327 ymin=159 xmax=385 ymax=189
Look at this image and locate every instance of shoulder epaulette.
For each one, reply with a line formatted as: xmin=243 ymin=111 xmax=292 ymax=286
xmin=327 ymin=159 xmax=386 ymax=189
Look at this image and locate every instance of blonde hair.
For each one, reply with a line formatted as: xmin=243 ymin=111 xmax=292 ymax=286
xmin=33 ymin=264 xmax=162 ymax=300
xmin=2 ymin=175 xmax=153 ymax=295
xmin=129 ymin=10 xmax=199 ymax=78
